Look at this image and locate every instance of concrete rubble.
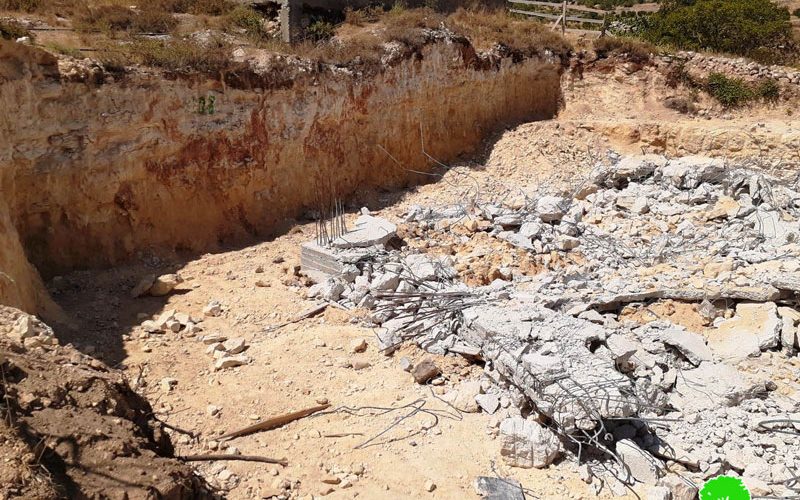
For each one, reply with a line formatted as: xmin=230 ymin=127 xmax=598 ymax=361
xmin=298 ymin=153 xmax=800 ymax=498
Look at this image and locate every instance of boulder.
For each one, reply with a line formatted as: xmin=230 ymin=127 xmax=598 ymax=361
xmin=149 ymin=274 xmax=183 ymax=296
xmin=499 ymin=417 xmax=562 ymax=469
xmin=411 ymin=359 xmax=440 ymax=384
xmin=130 ymin=274 xmax=156 ymax=298
xmin=214 ymin=355 xmax=249 ymax=370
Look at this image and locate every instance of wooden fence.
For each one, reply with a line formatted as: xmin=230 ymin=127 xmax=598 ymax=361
xmin=509 ymin=0 xmax=659 ymax=34
xmin=509 ymin=0 xmax=608 ymax=34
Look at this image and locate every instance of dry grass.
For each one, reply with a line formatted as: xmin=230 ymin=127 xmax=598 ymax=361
xmin=382 ymin=6 xmax=444 ymax=47
xmin=446 ymin=8 xmax=572 ymax=60
xmin=74 ymin=4 xmax=178 ymax=33
xmin=105 ymin=37 xmax=236 ymax=74
xmin=593 ymin=36 xmax=656 ymax=64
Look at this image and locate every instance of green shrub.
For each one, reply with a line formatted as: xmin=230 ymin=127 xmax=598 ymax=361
xmin=226 ymin=5 xmax=265 ymax=39
xmin=793 ymin=7 xmax=800 ymax=17
xmin=706 ymin=72 xmax=754 ymax=108
xmin=306 ymin=20 xmax=336 ymax=42
xmin=0 ymin=18 xmax=31 ymax=40
xmin=641 ymin=0 xmax=796 ymax=64
xmin=755 ymin=78 xmax=780 ymax=102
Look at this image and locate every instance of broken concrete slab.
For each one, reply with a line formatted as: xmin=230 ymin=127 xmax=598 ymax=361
xmin=670 ymin=362 xmax=766 ymax=412
xmin=617 ymin=439 xmax=664 ymax=485
xmin=499 ymin=417 xmax=562 ymax=469
xmin=462 ymin=301 xmax=638 ymax=432
xmin=707 ymin=302 xmax=781 ymax=362
xmin=403 ymin=253 xmax=455 ymax=281
xmin=659 ymin=329 xmax=713 ymax=366
xmin=659 ymin=156 xmax=724 ymax=189
xmin=331 ymin=215 xmax=396 ymax=249
xmin=611 ymin=154 xmax=667 ymax=182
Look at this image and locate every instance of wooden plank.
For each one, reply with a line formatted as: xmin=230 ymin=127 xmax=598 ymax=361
xmin=509 ymin=9 xmax=605 ymax=24
xmin=508 ymin=0 xmax=607 ymax=15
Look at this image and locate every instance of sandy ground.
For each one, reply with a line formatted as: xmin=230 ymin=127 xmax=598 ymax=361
xmin=47 ymin=66 xmax=799 ymax=499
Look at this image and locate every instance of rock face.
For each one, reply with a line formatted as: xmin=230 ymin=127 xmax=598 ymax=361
xmin=0 ymin=39 xmax=561 ymax=312
xmin=499 ymin=417 xmax=562 ymax=469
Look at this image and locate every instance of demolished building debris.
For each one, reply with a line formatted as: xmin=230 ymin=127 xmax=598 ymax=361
xmin=300 ymin=152 xmax=800 ymax=497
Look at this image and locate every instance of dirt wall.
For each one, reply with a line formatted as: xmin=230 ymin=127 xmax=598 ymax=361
xmin=0 ymin=39 xmax=562 ymax=312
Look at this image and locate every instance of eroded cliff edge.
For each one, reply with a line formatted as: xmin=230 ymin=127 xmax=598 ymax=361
xmin=0 ymin=38 xmax=562 ymax=314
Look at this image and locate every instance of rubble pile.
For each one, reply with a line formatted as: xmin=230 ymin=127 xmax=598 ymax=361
xmin=302 ymin=153 xmax=800 ymax=497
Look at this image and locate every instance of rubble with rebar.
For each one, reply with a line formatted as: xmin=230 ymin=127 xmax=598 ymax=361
xmin=302 ymin=153 xmax=800 ymax=498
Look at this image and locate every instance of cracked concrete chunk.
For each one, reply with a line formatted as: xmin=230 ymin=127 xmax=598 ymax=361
xmin=670 ymin=362 xmax=765 ymax=412
xmin=660 ymin=156 xmax=724 ymax=189
xmin=659 ymin=474 xmax=698 ymax=500
xmin=475 ymin=393 xmax=500 ymax=415
xmin=331 ymin=215 xmax=396 ymax=249
xmin=441 ymin=380 xmax=482 ymax=413
xmin=617 ymin=439 xmax=664 ymax=485
xmin=707 ymin=302 xmax=781 ymax=362
xmin=536 ymin=196 xmax=570 ymax=223
xmin=611 ymin=155 xmax=667 ymax=182
xmin=660 ymin=329 xmax=713 ymax=366
xmin=499 ymin=417 xmax=562 ymax=469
